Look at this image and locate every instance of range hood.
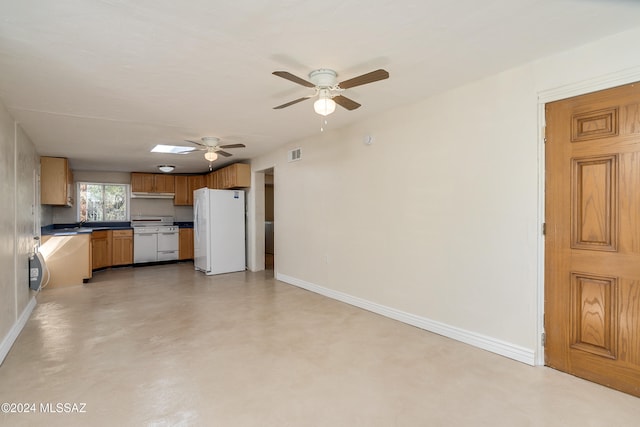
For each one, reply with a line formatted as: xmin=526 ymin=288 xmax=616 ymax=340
xmin=130 ymin=192 xmax=175 ymax=199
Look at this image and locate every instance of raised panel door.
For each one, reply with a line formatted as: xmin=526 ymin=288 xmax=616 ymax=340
xmin=545 ymin=81 xmax=640 ymax=397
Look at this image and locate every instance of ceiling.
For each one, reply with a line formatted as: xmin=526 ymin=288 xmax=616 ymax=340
xmin=1 ymin=0 xmax=640 ymax=174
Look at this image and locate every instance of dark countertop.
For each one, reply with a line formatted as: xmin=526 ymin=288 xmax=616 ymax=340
xmin=174 ymin=221 xmax=193 ymax=228
xmin=42 ymin=222 xmax=133 ymax=236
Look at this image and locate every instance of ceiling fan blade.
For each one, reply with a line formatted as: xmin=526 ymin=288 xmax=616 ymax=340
xmin=216 ymin=150 xmax=233 ymax=157
xmin=273 ymin=96 xmax=312 ymax=109
xmin=272 ymin=71 xmax=315 ymax=88
xmin=185 ymin=139 xmax=206 ymax=147
xmin=338 ymin=69 xmax=389 ymax=89
xmin=333 ymin=95 xmax=361 ymax=111
xmin=218 ymin=143 xmax=246 ymax=149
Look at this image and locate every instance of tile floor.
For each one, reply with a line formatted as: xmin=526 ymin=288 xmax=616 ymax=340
xmin=0 ymin=263 xmax=638 ymax=426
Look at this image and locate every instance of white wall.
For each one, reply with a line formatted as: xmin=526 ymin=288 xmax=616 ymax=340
xmin=0 ymin=100 xmax=38 ymax=364
xmin=249 ymin=27 xmax=640 ymax=364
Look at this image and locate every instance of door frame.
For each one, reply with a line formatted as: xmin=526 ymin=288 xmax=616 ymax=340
xmin=536 ymin=65 xmax=640 ymax=366
xmin=246 ymin=164 xmax=277 ymax=273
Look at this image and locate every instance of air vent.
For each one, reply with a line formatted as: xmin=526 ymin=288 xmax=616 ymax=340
xmin=288 ymin=147 xmax=302 ymax=162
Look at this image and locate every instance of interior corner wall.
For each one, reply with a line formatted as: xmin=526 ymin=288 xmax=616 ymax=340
xmin=0 ymin=98 xmax=38 ymax=364
xmin=248 ymin=27 xmax=640 ymax=363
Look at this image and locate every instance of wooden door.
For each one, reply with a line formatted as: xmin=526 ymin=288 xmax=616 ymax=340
xmin=545 ymin=82 xmax=640 ymax=397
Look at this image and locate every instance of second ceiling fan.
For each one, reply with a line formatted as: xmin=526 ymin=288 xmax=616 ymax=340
xmin=182 ymin=137 xmax=246 ymax=162
xmin=272 ymin=68 xmax=389 ymax=116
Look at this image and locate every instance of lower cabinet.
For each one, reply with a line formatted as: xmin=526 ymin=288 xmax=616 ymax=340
xmin=92 ymin=229 xmax=133 ymax=270
xmin=179 ymin=228 xmax=194 ymax=260
xmin=112 ymin=229 xmax=133 ymax=266
xmin=91 ymin=230 xmax=112 ymax=270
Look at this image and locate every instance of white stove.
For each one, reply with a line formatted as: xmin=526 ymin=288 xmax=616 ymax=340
xmin=131 ymin=216 xmax=179 ymax=263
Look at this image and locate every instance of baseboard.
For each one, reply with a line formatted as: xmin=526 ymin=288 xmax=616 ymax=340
xmin=0 ymin=296 xmax=36 ymax=365
xmin=277 ymin=273 xmax=535 ymax=366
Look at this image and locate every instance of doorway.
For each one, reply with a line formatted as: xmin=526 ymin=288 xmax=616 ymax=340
xmin=545 ymin=81 xmax=640 ymax=397
xmin=264 ymin=169 xmax=274 ymax=270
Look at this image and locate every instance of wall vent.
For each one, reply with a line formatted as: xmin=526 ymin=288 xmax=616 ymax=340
xmin=288 ymin=148 xmax=302 ymax=162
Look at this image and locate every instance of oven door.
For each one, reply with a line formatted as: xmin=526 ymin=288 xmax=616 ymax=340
xmin=133 ymin=229 xmax=158 ymax=263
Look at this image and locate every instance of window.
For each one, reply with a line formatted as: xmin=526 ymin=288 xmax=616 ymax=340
xmin=77 ymin=183 xmax=129 ymax=222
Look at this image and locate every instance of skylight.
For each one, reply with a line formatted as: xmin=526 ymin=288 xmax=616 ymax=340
xmin=151 ymin=144 xmax=194 ymax=154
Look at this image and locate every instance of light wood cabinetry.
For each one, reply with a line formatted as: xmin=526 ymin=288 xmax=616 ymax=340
xmin=154 ymin=174 xmax=175 ymax=193
xmin=91 ymin=230 xmax=112 ymax=270
xmin=189 ymin=174 xmax=206 ymax=195
xmin=111 ymin=229 xmax=133 ymax=266
xmin=174 ymin=175 xmax=189 ymax=205
xmin=130 ymin=172 xmax=175 ymax=193
xmin=206 ymin=163 xmax=250 ymax=190
xmin=179 ymin=228 xmax=194 ymax=260
xmin=41 ymin=156 xmax=74 ymax=206
xmin=174 ymin=175 xmax=207 ymax=206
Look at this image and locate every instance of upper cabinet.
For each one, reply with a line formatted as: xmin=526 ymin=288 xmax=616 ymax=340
xmin=207 ymin=163 xmax=250 ymax=190
xmin=174 ymin=174 xmax=207 ymax=206
xmin=133 ymin=164 xmax=249 ymax=204
xmin=131 ymin=173 xmax=175 ymax=194
xmin=41 ymin=156 xmax=74 ymax=206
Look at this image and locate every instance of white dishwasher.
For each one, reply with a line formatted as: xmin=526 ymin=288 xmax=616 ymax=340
xmin=132 ymin=216 xmax=179 ymax=263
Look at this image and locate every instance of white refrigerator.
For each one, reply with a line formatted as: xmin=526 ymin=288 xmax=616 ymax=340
xmin=194 ymin=188 xmax=246 ymax=275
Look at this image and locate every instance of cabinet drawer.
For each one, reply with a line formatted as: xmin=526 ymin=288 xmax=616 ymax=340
xmin=92 ymin=230 xmax=109 ymax=239
xmin=112 ymin=229 xmax=133 ymax=237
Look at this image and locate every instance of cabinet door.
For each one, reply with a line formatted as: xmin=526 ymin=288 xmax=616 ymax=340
xmin=179 ymin=228 xmax=194 ymax=260
xmin=112 ymin=230 xmax=133 ymax=265
xmin=131 ymin=173 xmax=154 ymax=192
xmin=174 ymin=176 xmax=190 ymax=206
xmin=91 ymin=231 xmax=112 ymax=270
xmin=154 ymin=174 xmax=175 ymax=193
xmin=41 ymin=157 xmax=70 ymax=205
xmin=188 ymin=175 xmax=206 ymax=205
xmin=233 ymin=163 xmax=251 ymax=188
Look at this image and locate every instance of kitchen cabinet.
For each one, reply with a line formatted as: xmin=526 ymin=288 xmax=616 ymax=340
xmin=41 ymin=156 xmax=74 ymax=206
xmin=174 ymin=175 xmax=189 ymax=205
xmin=112 ymin=229 xmax=133 ymax=266
xmin=131 ymin=173 xmax=175 ymax=193
xmin=175 ymin=175 xmax=206 ymax=206
xmin=206 ymin=170 xmax=218 ymax=189
xmin=179 ymin=228 xmax=194 ymax=260
xmin=189 ymin=175 xmax=206 ymax=196
xmin=221 ymin=163 xmax=250 ymax=189
xmin=206 ymin=163 xmax=250 ymax=190
xmin=91 ymin=230 xmax=112 ymax=270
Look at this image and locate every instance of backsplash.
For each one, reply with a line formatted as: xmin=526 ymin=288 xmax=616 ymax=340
xmin=51 ymin=196 xmax=194 ymax=224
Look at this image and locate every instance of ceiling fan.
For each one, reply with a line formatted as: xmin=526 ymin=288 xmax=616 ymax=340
xmin=181 ymin=137 xmax=246 ymax=162
xmin=272 ymin=68 xmax=389 ymax=116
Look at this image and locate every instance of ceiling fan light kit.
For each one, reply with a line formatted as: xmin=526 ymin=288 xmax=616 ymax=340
xmin=204 ymin=151 xmax=218 ymax=161
xmin=314 ymin=89 xmax=336 ymax=116
xmin=272 ymin=68 xmax=389 ymax=117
